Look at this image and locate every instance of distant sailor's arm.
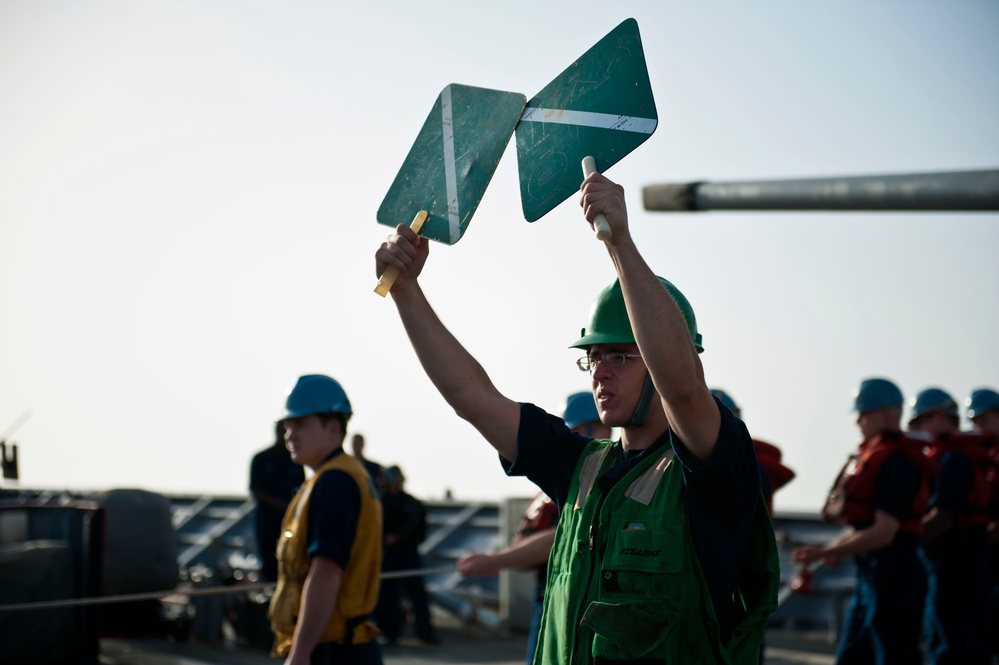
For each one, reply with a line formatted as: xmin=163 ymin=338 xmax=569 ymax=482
xmin=285 ymin=556 xmax=342 ymax=665
xmin=791 ymin=510 xmax=900 ymax=565
xmin=581 ymin=173 xmax=719 ymax=459
xmin=458 ymin=527 xmax=556 ymax=576
xmin=376 ymin=223 xmax=521 ymax=461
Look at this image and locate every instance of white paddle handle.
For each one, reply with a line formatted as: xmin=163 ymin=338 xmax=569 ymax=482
xmin=374 ymin=210 xmax=428 ymax=297
xmin=581 ymin=156 xmax=612 ymax=241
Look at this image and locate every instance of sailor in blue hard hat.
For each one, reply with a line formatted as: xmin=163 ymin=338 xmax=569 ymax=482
xmin=910 ymin=386 xmax=992 ymax=664
xmin=793 ymin=377 xmax=931 ymax=665
xmin=268 ymin=374 xmax=385 ymax=663
xmin=561 ymin=391 xmax=611 ymax=439
xmin=967 ymin=388 xmax=999 ymax=437
xmin=965 ymin=386 xmax=999 ymax=662
xmin=907 ymin=387 xmax=959 ymax=439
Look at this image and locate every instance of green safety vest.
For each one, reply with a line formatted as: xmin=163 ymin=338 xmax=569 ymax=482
xmin=535 ymin=439 xmax=778 ymax=665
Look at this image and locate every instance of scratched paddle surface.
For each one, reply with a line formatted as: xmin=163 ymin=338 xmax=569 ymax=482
xmin=515 ymin=18 xmax=658 ymax=222
xmin=377 ymin=84 xmax=526 ymax=245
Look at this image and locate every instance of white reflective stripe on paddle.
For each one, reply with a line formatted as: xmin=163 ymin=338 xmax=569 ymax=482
xmin=520 ymin=107 xmax=656 ymax=134
xmin=441 ymin=86 xmax=461 ymax=244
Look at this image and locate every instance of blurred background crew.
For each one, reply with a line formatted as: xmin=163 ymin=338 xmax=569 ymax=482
xmin=967 ymin=388 xmax=999 ymax=439
xmin=350 ymin=433 xmax=385 ymax=492
xmin=269 ymin=374 xmax=383 ymax=665
xmin=792 ymin=378 xmax=931 ymax=665
xmin=458 ymin=391 xmax=611 ymax=665
xmin=561 ymin=391 xmax=611 ymax=439
xmin=250 ymin=422 xmax=305 ymax=583
xmin=966 ymin=387 xmax=999 ymax=662
xmin=909 ymin=387 xmax=992 ymax=664
xmin=710 ymin=388 xmax=795 ymax=517
xmin=376 ymin=465 xmax=439 ymax=646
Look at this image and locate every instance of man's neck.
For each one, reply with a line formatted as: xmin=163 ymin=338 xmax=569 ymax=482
xmin=620 ymin=408 xmax=670 ymax=451
xmin=621 ymin=427 xmax=666 ymax=451
xmin=306 ymin=445 xmax=342 ymax=471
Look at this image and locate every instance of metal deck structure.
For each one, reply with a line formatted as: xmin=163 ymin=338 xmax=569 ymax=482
xmin=2 ymin=487 xmax=848 ymax=662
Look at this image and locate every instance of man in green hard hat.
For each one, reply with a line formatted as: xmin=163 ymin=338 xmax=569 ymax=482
xmin=375 ymin=171 xmax=778 ymax=664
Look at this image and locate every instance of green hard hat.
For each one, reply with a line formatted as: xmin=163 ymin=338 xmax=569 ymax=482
xmin=570 ymin=277 xmax=703 ymax=353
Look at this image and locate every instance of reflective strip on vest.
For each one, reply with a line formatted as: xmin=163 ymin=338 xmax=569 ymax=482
xmin=624 ymin=449 xmax=675 ymax=506
xmin=575 ymin=446 xmax=612 ymax=510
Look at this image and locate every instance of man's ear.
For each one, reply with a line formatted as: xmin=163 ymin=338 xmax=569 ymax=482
xmin=326 ymin=420 xmax=344 ymax=446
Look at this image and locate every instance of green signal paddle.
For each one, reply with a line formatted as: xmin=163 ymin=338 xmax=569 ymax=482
xmin=375 ymin=84 xmax=526 ymax=296
xmin=515 ymin=18 xmax=658 ymax=238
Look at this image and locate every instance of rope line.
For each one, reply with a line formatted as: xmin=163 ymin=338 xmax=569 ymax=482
xmin=0 ymin=565 xmax=457 ymax=612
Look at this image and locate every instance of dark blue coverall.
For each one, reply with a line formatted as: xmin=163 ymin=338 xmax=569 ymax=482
xmin=836 ymin=452 xmax=927 ymax=665
xmin=922 ymin=449 xmax=991 ymax=665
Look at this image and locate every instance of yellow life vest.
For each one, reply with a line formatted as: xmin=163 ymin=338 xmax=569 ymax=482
xmin=269 ymin=451 xmax=383 ymax=656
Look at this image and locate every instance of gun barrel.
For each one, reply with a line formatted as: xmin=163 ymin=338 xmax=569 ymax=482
xmin=642 ymin=169 xmax=999 ymax=212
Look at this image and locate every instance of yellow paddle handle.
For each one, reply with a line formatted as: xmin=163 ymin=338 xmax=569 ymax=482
xmin=374 ymin=210 xmax=429 ymax=297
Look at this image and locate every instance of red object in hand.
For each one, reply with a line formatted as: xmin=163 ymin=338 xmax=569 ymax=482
xmin=791 ymin=566 xmax=815 ymax=595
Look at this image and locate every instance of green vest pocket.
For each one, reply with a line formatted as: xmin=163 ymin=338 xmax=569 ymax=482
xmin=582 ymin=600 xmax=677 ymax=658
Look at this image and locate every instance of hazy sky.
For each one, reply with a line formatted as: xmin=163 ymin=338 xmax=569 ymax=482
xmin=2 ymin=0 xmax=997 ymax=513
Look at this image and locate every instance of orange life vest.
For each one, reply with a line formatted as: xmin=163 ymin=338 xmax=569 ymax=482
xmin=926 ymin=432 xmax=997 ymax=528
xmin=989 ymin=437 xmax=999 ymax=520
xmin=519 ymin=492 xmax=559 ymax=535
xmin=753 ymin=439 xmax=795 ymax=516
xmin=822 ymin=432 xmax=933 ymax=535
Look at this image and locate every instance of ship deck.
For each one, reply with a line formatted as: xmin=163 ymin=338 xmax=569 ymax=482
xmin=98 ymin=612 xmax=836 ymax=665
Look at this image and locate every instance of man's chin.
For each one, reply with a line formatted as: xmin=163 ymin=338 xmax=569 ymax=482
xmin=599 ymin=411 xmax=628 ymax=429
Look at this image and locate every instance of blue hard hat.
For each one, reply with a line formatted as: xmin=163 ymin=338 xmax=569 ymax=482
xmin=563 ymin=391 xmax=600 ymax=430
xmin=283 ymin=374 xmax=352 ymax=420
xmin=908 ymin=387 xmax=958 ymax=423
xmin=710 ymin=388 xmax=741 ymax=418
xmin=853 ymin=378 xmax=903 ymax=413
xmin=967 ymin=388 xmax=999 ymax=419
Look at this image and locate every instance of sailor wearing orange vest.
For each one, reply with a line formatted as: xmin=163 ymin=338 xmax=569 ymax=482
xmin=791 ymin=378 xmax=933 ymax=665
xmin=269 ymin=375 xmax=384 ymax=665
xmin=909 ymin=387 xmax=992 ymax=665
xmin=710 ymin=389 xmax=795 ymax=516
xmin=965 ymin=388 xmax=999 ymax=663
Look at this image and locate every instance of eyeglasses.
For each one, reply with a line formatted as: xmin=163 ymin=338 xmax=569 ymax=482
xmin=576 ymin=352 xmax=643 ymax=373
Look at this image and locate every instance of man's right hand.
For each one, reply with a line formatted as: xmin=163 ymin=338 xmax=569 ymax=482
xmin=375 ymin=223 xmax=429 ymax=293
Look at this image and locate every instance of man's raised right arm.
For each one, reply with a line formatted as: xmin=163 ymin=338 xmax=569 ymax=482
xmin=375 ymin=223 xmax=521 ymax=461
